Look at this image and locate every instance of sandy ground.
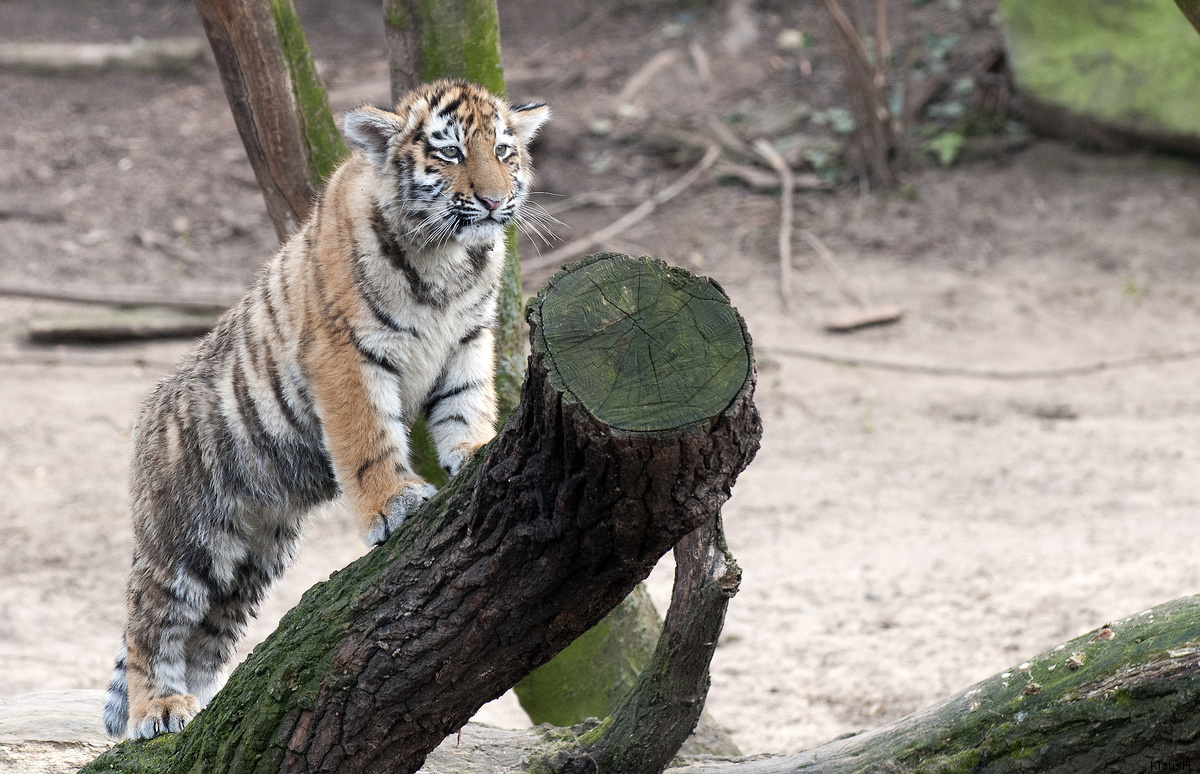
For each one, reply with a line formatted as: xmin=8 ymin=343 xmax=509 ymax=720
xmin=3 ymin=0 xmax=1200 ymax=764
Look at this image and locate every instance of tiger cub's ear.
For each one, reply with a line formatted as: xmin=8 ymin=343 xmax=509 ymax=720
xmin=343 ymin=106 xmax=403 ymax=171
xmin=508 ymin=103 xmax=551 ymax=145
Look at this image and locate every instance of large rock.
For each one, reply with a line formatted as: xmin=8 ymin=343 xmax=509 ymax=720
xmin=999 ymin=0 xmax=1200 ymax=154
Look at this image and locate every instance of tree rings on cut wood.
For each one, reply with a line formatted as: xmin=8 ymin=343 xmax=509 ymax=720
xmin=533 ymin=253 xmax=753 ymax=433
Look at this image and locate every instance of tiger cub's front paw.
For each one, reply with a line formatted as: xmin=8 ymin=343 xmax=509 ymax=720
xmin=443 ymin=442 xmax=484 ymax=477
xmin=130 ymin=693 xmax=201 ymax=739
xmin=364 ymin=479 xmax=438 ymax=546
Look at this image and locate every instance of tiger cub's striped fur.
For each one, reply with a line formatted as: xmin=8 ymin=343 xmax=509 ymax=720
xmin=103 ymin=80 xmax=549 ymax=740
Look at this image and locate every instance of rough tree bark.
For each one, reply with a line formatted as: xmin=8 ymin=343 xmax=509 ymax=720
xmin=80 ymin=254 xmax=762 ymax=774
xmin=192 ymin=0 xmax=344 ymax=240
xmin=667 ymin=594 xmax=1200 ymax=773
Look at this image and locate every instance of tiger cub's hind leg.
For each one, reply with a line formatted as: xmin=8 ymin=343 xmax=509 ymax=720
xmin=183 ymin=577 xmax=264 ymax=707
xmin=103 ymin=638 xmax=130 ymax=739
xmin=121 ymin=564 xmax=208 ymax=739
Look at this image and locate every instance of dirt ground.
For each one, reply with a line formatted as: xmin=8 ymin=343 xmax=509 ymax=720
xmin=2 ymin=0 xmax=1200 ymax=763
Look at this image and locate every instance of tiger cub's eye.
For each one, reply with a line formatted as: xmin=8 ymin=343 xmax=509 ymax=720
xmin=437 ymin=146 xmax=462 ymax=162
xmin=495 ymin=144 xmax=513 ymax=160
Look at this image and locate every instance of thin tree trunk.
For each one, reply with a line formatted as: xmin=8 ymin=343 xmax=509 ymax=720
xmin=192 ymin=0 xmax=344 ymax=240
xmin=383 ymin=0 xmax=423 ymax=103
xmin=80 ymin=254 xmax=761 ymax=774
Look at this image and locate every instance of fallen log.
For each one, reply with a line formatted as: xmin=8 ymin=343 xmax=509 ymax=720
xmin=80 ymin=253 xmax=761 ymax=774
xmin=0 ymin=39 xmax=205 ymax=76
xmin=305 ymin=593 xmax=1200 ymax=773
xmin=25 ymin=310 xmax=221 ymax=345
xmin=666 ymin=594 xmax=1200 ymax=773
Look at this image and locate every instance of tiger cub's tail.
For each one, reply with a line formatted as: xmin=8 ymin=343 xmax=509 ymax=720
xmin=103 ymin=638 xmax=129 ymax=740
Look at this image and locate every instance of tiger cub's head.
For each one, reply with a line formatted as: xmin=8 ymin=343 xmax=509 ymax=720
xmin=343 ymin=79 xmax=550 ymax=247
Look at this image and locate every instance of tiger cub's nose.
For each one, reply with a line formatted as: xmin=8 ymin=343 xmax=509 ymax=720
xmin=478 ymin=196 xmax=505 ymax=211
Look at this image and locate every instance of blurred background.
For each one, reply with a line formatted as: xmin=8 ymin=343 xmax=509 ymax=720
xmin=1 ymin=0 xmax=1199 ymax=759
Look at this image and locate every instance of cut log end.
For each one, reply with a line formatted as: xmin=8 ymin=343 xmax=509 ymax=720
xmin=532 ymin=253 xmax=754 ymax=433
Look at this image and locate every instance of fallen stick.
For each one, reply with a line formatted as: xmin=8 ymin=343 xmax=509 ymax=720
xmin=0 ymin=352 xmax=180 ymax=370
xmin=765 ymin=345 xmax=1200 ymax=380
xmin=752 ymin=140 xmax=795 ymax=311
xmin=714 ymin=162 xmax=826 ymax=193
xmin=796 ymin=229 xmax=905 ymax=331
xmin=25 ymin=310 xmax=220 ymax=345
xmin=688 ymin=41 xmax=713 ymax=85
xmin=0 ymin=282 xmax=237 ymax=313
xmin=0 ymin=39 xmax=206 ymax=76
xmin=618 ymin=49 xmax=680 ymax=105
xmin=0 ymin=208 xmax=66 ymax=224
xmin=797 ymin=228 xmax=873 ymax=308
xmin=539 ymin=188 xmax=643 ymax=216
xmin=522 ymin=145 xmax=720 ymax=272
xmin=705 ymin=114 xmax=757 ymax=160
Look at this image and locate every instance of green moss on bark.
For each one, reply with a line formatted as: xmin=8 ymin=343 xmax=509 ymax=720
xmin=494 ymin=227 xmax=525 ymax=422
xmin=887 ymin=597 xmax=1200 ymax=771
xmin=268 ymin=0 xmax=347 ymax=185
xmin=384 ymin=0 xmax=409 ymax=30
xmin=413 ymin=0 xmax=507 ymax=96
xmin=514 ymin=586 xmax=661 ymax=725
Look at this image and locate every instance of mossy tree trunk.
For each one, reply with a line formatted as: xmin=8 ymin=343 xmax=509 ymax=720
xmin=666 ymin=594 xmax=1200 ymax=773
xmin=80 ymin=254 xmax=761 ymax=774
xmin=1176 ymin=0 xmax=1200 ymax=35
xmin=192 ymin=0 xmax=344 ymax=240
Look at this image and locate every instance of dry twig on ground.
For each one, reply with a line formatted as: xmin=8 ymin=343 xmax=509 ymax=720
xmin=618 ymin=50 xmax=679 ymax=105
xmin=797 ymin=229 xmax=872 ymax=308
xmin=752 ymin=140 xmax=795 ymax=311
xmin=0 ymin=39 xmax=205 ymax=75
xmin=796 ymin=229 xmax=905 ymax=331
xmin=765 ymin=345 xmax=1200 ymax=380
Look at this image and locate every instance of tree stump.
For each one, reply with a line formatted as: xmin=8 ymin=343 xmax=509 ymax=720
xmin=80 ymin=254 xmax=761 ymax=774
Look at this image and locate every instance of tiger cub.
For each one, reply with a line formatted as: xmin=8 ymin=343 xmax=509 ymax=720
xmin=103 ymin=79 xmax=550 ymax=740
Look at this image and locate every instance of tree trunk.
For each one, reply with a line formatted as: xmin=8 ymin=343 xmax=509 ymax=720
xmin=80 ymin=254 xmax=761 ymax=774
xmin=540 ymin=512 xmax=745 ymax=774
xmin=192 ymin=0 xmax=344 ymax=240
xmin=667 ymin=593 xmax=1200 ymax=773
